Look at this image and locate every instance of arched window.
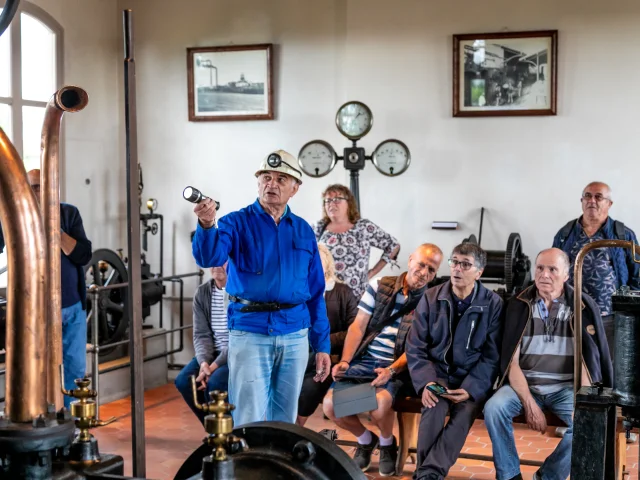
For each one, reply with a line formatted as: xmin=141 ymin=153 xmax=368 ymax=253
xmin=0 ymin=1 xmax=63 ymax=284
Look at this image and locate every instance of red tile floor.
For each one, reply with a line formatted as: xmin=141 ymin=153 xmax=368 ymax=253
xmin=92 ymin=383 xmax=639 ymax=480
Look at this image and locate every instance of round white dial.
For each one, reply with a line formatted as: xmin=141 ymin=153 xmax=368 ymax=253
xmin=335 ymin=101 xmax=373 ymax=140
xmin=298 ymin=140 xmax=337 ymax=178
xmin=372 ymin=139 xmax=411 ymax=176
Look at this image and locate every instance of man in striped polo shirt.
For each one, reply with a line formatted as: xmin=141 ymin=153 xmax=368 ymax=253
xmin=175 ymin=264 xmax=230 ymax=425
xmin=323 ymin=244 xmax=443 ymax=476
xmin=484 ymin=248 xmax=613 ymax=480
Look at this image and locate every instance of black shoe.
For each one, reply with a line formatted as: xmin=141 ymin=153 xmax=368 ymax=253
xmin=507 ymin=475 xmax=523 ymax=480
xmin=352 ymin=432 xmax=379 ymax=472
xmin=378 ymin=437 xmax=398 ymax=477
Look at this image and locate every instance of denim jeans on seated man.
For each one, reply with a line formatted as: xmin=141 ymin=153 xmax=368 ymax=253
xmin=228 ymin=328 xmax=309 ymax=425
xmin=62 ymin=301 xmax=88 ymax=409
xmin=483 ymin=385 xmax=573 ymax=480
xmin=175 ymin=357 xmax=229 ymax=425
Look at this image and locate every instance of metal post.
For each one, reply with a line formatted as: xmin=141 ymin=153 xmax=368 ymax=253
xmin=91 ymin=289 xmax=100 ymax=422
xmin=349 ymin=170 xmax=360 ymax=213
xmin=478 ymin=207 xmax=485 ymax=246
xmin=123 ymin=9 xmax=146 ymax=477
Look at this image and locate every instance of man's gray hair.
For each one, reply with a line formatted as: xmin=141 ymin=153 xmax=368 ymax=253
xmin=584 ymin=181 xmax=612 ymax=201
xmin=536 ymin=248 xmax=571 ymax=274
xmin=451 ymin=243 xmax=487 ymax=270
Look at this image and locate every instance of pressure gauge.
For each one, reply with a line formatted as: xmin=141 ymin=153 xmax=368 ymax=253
xmin=335 ymin=101 xmax=373 ymax=140
xmin=372 ymin=139 xmax=411 ymax=176
xmin=298 ymin=140 xmax=337 ymax=178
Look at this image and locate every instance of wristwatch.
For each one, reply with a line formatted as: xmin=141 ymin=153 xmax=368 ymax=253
xmin=387 ymin=367 xmax=397 ymax=378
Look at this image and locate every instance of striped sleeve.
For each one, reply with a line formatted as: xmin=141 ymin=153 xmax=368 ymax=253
xmin=357 ymin=278 xmax=379 ymax=314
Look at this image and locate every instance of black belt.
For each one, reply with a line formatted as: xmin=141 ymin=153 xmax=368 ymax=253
xmin=229 ymin=294 xmax=299 ymax=313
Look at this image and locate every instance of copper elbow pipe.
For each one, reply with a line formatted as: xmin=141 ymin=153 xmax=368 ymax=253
xmin=0 ymin=130 xmax=47 ymax=422
xmin=573 ymin=239 xmax=639 ymax=399
xmin=41 ymin=86 xmax=89 ymax=410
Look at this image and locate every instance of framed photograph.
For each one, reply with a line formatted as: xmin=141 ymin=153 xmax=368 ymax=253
xmin=453 ymin=30 xmax=557 ymax=117
xmin=187 ymin=43 xmax=273 ymax=122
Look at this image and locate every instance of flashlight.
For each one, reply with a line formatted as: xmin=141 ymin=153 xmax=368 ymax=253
xmin=183 ymin=186 xmax=220 ymax=210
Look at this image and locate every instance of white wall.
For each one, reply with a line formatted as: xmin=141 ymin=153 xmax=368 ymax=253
xmin=28 ymin=0 xmax=124 ymax=251
xmin=122 ymin=0 xmax=640 ymax=274
xmin=97 ymin=0 xmax=640 ymax=362
xmin=18 ymin=0 xmax=635 ymax=362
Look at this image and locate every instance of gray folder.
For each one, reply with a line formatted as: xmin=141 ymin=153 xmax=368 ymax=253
xmin=332 ymin=381 xmax=378 ymax=418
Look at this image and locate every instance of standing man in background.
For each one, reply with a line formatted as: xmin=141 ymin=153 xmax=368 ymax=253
xmin=191 ymin=149 xmax=331 ymax=425
xmin=553 ymin=181 xmax=640 ymax=360
xmin=0 ymin=169 xmax=93 ymax=408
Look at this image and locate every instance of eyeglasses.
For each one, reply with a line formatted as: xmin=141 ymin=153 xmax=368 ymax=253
xmin=582 ymin=192 xmax=610 ymax=203
xmin=323 ymin=197 xmax=347 ymax=205
xmin=448 ymin=258 xmax=475 ymax=271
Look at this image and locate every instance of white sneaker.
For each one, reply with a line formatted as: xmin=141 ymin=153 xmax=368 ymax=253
xmin=555 ymin=426 xmax=567 ymax=438
xmin=627 ymin=432 xmax=638 ymax=444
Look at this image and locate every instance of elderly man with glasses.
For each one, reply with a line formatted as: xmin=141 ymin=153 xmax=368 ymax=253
xmin=552 ymin=181 xmax=640 ymax=362
xmin=406 ymin=242 xmax=504 ymax=480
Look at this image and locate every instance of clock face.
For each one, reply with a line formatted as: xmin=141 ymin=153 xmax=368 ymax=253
xmin=372 ymin=139 xmax=411 ymax=176
xmin=335 ymin=101 xmax=373 ymax=140
xmin=297 ymin=140 xmax=337 ymax=178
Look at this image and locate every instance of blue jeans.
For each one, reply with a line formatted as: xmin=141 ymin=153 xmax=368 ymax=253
xmin=483 ymin=385 xmax=574 ymax=480
xmin=175 ymin=357 xmax=229 ymax=424
xmin=228 ymin=328 xmax=308 ymax=425
xmin=62 ymin=301 xmax=87 ymax=409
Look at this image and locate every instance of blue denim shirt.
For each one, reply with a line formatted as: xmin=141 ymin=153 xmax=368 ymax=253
xmin=192 ymin=199 xmax=330 ymax=354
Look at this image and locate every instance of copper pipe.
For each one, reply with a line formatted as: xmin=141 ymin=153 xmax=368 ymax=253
xmin=573 ymin=239 xmax=639 ymax=398
xmin=41 ymin=86 xmax=89 ymax=410
xmin=0 ymin=129 xmax=47 ymax=422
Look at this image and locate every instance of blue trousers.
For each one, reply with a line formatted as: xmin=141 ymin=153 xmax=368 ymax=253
xmin=228 ymin=328 xmax=308 ymax=425
xmin=483 ymin=385 xmax=574 ymax=480
xmin=62 ymin=301 xmax=87 ymax=409
xmin=175 ymin=357 xmax=229 ymax=424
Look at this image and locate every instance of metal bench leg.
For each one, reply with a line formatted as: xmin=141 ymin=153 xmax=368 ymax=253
xmin=396 ymin=411 xmax=419 ymax=474
xmin=616 ymin=431 xmax=627 ymax=480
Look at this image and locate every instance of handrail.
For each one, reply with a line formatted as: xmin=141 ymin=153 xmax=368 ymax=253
xmin=88 ymin=270 xmax=203 ymax=293
xmin=573 ymin=239 xmax=640 ymax=399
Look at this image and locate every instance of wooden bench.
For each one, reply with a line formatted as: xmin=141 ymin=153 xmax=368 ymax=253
xmin=392 ymin=395 xmax=629 ymax=479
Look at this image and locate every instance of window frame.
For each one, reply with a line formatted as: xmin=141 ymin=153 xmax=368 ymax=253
xmin=0 ymin=0 xmax=64 ymax=159
xmin=0 ymin=1 xmax=63 ymax=282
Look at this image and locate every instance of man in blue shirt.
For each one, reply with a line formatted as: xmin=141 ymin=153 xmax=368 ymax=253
xmin=191 ymin=149 xmax=331 ymax=425
xmin=0 ymin=169 xmax=93 ymax=408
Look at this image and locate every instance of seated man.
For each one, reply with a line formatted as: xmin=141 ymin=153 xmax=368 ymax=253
xmin=175 ymin=264 xmax=230 ymax=425
xmin=323 ymin=244 xmax=443 ymax=476
xmin=483 ymin=248 xmax=613 ymax=480
xmin=297 ymin=244 xmax=358 ymax=426
xmin=406 ymin=242 xmax=503 ymax=480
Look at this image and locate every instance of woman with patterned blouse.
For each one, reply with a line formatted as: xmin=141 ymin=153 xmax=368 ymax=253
xmin=313 ymin=184 xmax=400 ymax=299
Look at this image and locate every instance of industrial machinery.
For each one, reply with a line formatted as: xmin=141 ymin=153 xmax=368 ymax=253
xmin=570 ymin=239 xmax=640 ymax=480
xmin=462 ymin=232 xmax=532 ymax=296
xmin=172 ymin=378 xmax=367 ymax=480
xmin=84 ymin=247 xmax=164 ymax=357
xmin=84 ymin=170 xmax=164 ymax=357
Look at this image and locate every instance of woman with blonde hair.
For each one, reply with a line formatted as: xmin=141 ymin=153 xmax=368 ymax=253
xmin=315 ymin=184 xmax=400 ymax=299
xmin=296 ymin=244 xmax=358 ymax=426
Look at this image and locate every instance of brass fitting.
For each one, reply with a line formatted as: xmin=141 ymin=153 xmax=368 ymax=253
xmin=191 ymin=375 xmax=236 ymax=461
xmin=60 ymin=365 xmax=116 ymax=435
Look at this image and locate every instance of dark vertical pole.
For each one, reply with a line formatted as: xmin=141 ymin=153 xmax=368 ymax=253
xmin=350 ymin=170 xmax=360 ymax=214
xmin=478 ymin=207 xmax=485 ymax=246
xmin=123 ymin=9 xmax=146 ymax=477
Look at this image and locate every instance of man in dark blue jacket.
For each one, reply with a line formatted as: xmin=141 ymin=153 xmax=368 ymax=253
xmin=483 ymin=248 xmax=612 ymax=480
xmin=552 ymin=181 xmax=640 ymax=360
xmin=406 ymin=243 xmax=503 ymax=480
xmin=191 ymin=150 xmax=330 ymax=426
xmin=0 ymin=169 xmax=92 ymax=408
